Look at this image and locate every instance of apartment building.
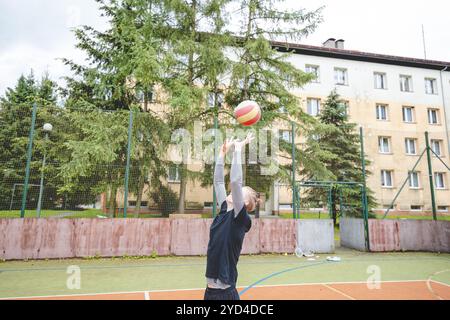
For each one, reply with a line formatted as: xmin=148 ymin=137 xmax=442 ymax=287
xmin=125 ymin=38 xmax=450 ymax=216
xmin=273 ymin=38 xmax=450 ymax=214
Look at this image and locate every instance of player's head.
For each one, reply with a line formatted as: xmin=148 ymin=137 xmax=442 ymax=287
xmin=227 ymin=186 xmax=259 ymax=212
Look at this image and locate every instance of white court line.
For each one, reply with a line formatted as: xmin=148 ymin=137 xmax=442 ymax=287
xmin=426 ymin=269 xmax=450 ymax=300
xmin=322 ymin=284 xmax=356 ymax=300
xmin=0 ymin=279 xmax=438 ymax=300
xmin=430 ymin=279 xmax=450 ymax=287
xmin=144 ymin=291 xmax=150 ymax=300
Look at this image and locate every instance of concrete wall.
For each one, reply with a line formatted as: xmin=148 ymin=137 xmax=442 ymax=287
xmin=259 ymin=219 xmax=297 ymax=253
xmin=0 ymin=218 xmax=296 ymax=260
xmin=369 ymin=219 xmax=450 ymax=252
xmin=0 ymin=218 xmax=337 ymax=260
xmin=0 ymin=218 xmax=172 ymax=260
xmin=297 ymin=219 xmax=335 ymax=253
xmin=339 ymin=218 xmax=450 ymax=252
xmin=340 ymin=218 xmax=367 ymax=251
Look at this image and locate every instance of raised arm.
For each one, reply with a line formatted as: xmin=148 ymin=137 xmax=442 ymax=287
xmin=213 ymin=153 xmax=227 ymax=207
xmin=230 ymin=145 xmax=244 ymax=217
xmin=230 ymin=132 xmax=255 ymax=217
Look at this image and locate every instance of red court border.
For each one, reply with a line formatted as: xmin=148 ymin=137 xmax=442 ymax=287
xmin=2 ymin=280 xmax=449 ymax=300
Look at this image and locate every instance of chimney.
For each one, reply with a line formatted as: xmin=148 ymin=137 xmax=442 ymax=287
xmin=335 ymin=39 xmax=345 ymax=49
xmin=322 ymin=38 xmax=336 ymax=48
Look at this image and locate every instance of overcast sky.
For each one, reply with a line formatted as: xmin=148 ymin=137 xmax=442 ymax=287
xmin=1 ymin=0 xmax=449 ymax=97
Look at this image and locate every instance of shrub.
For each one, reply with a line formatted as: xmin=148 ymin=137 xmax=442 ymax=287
xmin=150 ymin=185 xmax=179 ymax=217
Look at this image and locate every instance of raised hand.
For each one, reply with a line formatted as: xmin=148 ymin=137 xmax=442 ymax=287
xmin=219 ymin=137 xmax=237 ymax=157
xmin=234 ymin=132 xmax=255 ymax=150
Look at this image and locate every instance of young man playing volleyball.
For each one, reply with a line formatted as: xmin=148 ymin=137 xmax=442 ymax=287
xmin=204 ymin=133 xmax=258 ymax=300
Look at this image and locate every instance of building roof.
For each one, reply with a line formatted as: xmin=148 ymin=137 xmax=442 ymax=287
xmin=271 ymin=40 xmax=450 ymax=71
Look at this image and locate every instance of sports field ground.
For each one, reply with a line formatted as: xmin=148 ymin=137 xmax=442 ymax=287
xmin=1 ymin=247 xmax=449 ymax=300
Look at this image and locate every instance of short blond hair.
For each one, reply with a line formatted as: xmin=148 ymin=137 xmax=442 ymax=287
xmin=243 ymin=186 xmax=259 ymax=212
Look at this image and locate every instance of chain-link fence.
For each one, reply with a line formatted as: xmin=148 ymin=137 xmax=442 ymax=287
xmin=1 ymin=103 xmax=449 ymax=220
xmin=0 ymin=103 xmax=293 ymax=218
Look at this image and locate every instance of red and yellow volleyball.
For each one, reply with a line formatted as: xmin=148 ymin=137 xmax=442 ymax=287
xmin=234 ymin=100 xmax=261 ymax=126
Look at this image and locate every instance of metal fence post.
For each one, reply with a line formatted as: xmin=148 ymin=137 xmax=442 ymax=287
xmin=123 ymin=110 xmax=134 ymax=218
xmin=20 ymin=103 xmax=38 ymax=218
xmin=425 ymin=131 xmax=437 ymax=220
xmin=36 ymin=132 xmax=49 ymax=218
xmin=359 ymin=126 xmax=370 ymax=251
xmin=291 ymin=122 xmax=297 ymax=219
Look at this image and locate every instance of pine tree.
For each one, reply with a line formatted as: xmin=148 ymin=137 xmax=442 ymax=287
xmin=301 ymin=90 xmax=376 ymax=224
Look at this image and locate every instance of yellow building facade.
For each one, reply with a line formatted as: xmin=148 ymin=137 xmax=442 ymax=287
xmin=124 ymin=39 xmax=450 ymax=216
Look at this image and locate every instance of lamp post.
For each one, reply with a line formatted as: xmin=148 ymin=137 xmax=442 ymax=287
xmin=37 ymin=123 xmax=53 ymax=218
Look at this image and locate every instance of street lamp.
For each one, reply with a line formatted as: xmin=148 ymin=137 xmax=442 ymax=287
xmin=36 ymin=123 xmax=53 ymax=218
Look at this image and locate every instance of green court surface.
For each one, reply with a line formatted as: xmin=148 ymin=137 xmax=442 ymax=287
xmin=0 ymin=248 xmax=449 ymax=299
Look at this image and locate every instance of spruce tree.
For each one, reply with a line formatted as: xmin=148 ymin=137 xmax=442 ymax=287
xmin=220 ymin=0 xmax=327 ymax=205
xmin=301 ymin=89 xmax=376 ymax=224
xmin=0 ymin=72 xmax=60 ymax=210
xmin=161 ymin=0 xmax=230 ymax=214
xmin=62 ymin=0 xmax=172 ymax=216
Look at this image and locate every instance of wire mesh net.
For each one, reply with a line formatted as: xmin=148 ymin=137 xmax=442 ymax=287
xmin=1 ymin=103 xmax=449 ymax=220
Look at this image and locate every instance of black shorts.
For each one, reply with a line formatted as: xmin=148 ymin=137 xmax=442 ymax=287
xmin=204 ymin=286 xmax=240 ymax=300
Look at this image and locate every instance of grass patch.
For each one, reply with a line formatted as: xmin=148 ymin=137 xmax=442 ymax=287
xmin=278 ymin=212 xmax=331 ymax=219
xmin=0 ymin=209 xmax=103 ymax=219
xmin=375 ymin=214 xmax=450 ymax=221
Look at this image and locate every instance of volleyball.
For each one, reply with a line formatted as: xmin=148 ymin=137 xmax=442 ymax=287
xmin=234 ymin=100 xmax=261 ymax=126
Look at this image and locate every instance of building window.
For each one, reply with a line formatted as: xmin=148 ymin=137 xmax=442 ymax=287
xmin=128 ymin=201 xmax=148 ymax=207
xmin=437 ymin=206 xmax=448 ymax=212
xmin=374 ymin=72 xmax=387 ymax=89
xmin=381 ymin=170 xmax=393 ymax=187
xmin=400 ymin=75 xmax=413 ymax=92
xmin=402 ymin=106 xmax=414 ymax=123
xmin=203 ymin=202 xmax=213 ymax=208
xmin=376 ymin=104 xmax=388 ymax=120
xmin=307 ymin=98 xmax=320 ymax=116
xmin=334 ymin=68 xmax=348 ymax=85
xmin=431 ymin=140 xmax=442 ymax=157
xmin=207 ymin=91 xmax=224 ymax=108
xmin=408 ymin=171 xmax=420 ymax=188
xmin=280 ymin=130 xmax=292 ymax=143
xmin=168 ymin=164 xmax=181 ymax=183
xmin=338 ymin=101 xmax=349 ymax=115
xmin=405 ymin=138 xmax=417 ymax=155
xmin=410 ymin=205 xmax=422 ymax=211
xmin=425 ymin=78 xmax=438 ymax=95
xmin=427 ymin=109 xmax=439 ymax=124
xmin=378 ymin=137 xmax=391 ymax=153
xmin=306 ymin=65 xmax=320 ymax=82
xmin=136 ymin=88 xmax=154 ymax=103
xmin=434 ymin=172 xmax=445 ymax=189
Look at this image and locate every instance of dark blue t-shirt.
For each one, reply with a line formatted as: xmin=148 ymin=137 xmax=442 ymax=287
xmin=205 ymin=201 xmax=252 ymax=287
